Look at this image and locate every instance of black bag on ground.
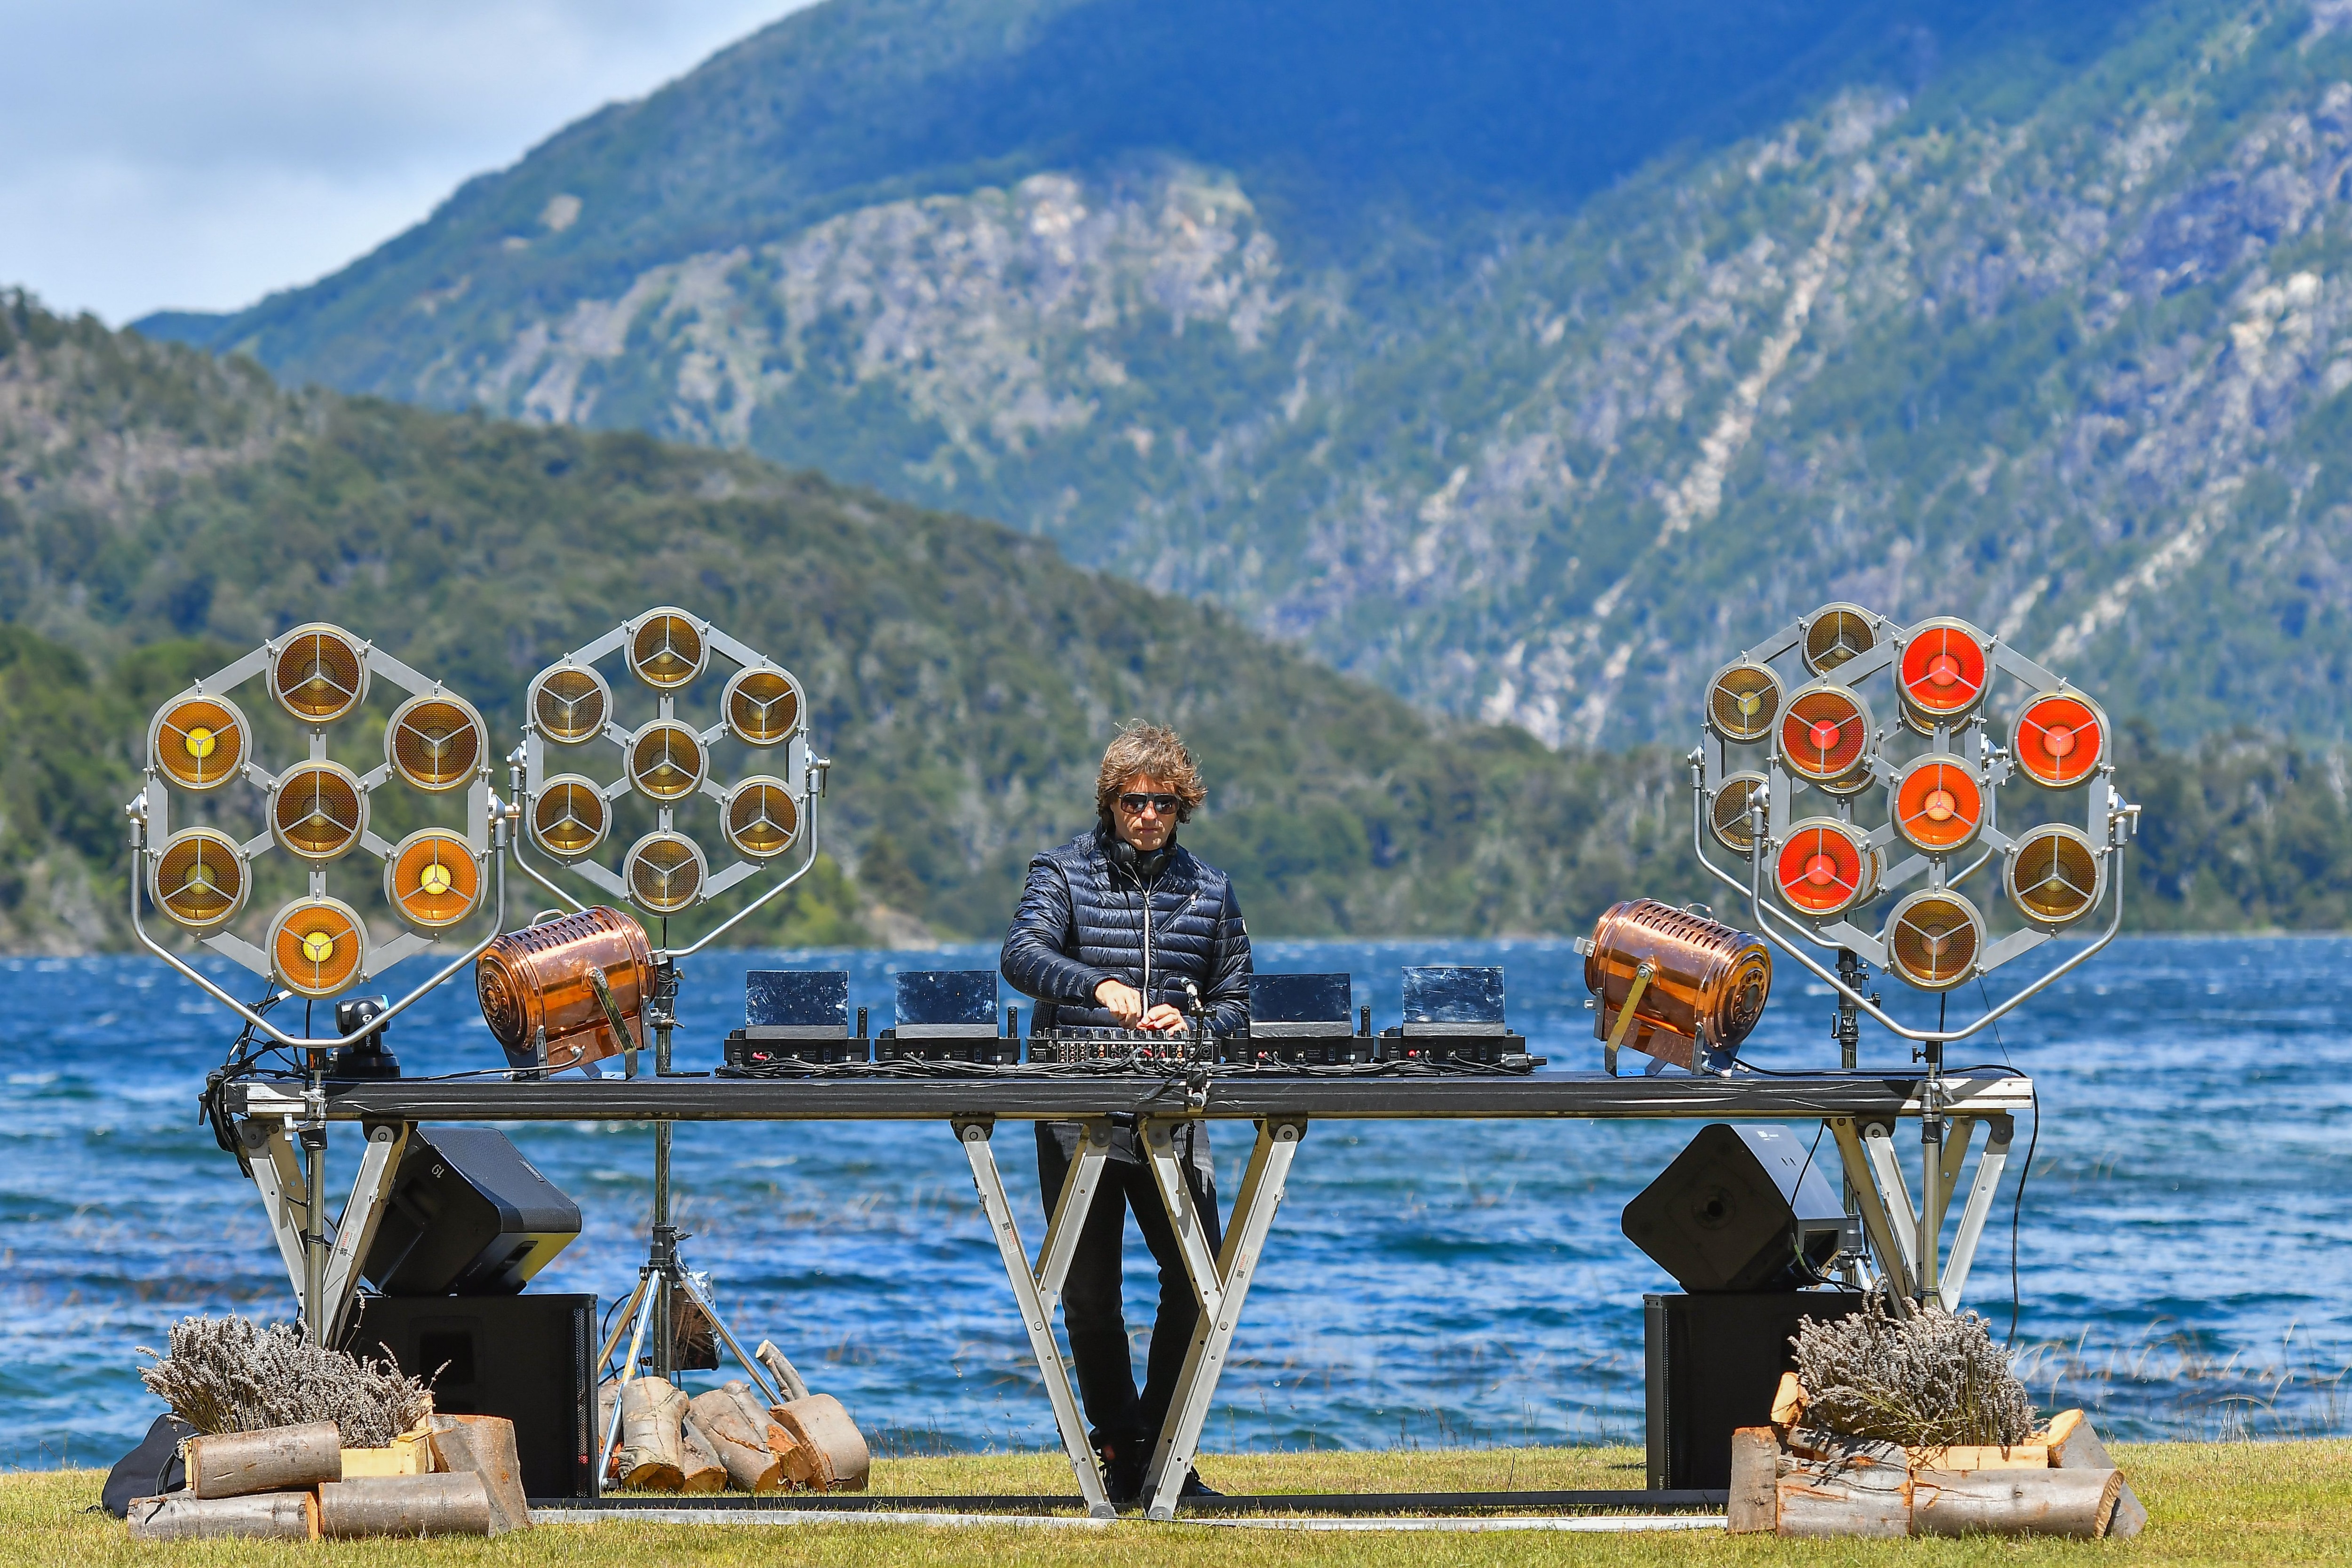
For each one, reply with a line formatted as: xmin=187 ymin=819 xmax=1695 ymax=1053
xmin=100 ymin=1413 xmax=194 ymax=1518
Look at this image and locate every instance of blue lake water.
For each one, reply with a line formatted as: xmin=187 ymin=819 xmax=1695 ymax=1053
xmin=1 ymin=935 xmax=2345 ymax=1470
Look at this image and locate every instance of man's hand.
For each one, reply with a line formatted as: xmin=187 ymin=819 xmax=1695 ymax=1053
xmin=1094 ymin=980 xmax=1187 ymax=1032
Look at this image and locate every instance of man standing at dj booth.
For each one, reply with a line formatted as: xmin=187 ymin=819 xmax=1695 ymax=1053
xmin=999 ymin=721 xmax=1251 ymax=1503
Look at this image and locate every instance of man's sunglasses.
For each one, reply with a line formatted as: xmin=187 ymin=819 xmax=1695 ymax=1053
xmin=1117 ymin=793 xmax=1182 ymax=815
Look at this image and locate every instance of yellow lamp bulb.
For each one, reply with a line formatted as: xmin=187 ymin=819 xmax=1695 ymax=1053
xmin=418 ymin=862 xmax=453 ymax=897
xmin=300 ymin=930 xmax=336 ymax=963
xmin=184 ymin=726 xmax=216 ymax=759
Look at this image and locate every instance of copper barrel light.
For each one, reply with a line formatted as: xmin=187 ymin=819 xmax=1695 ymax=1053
xmin=270 ymin=761 xmax=368 ymax=861
xmin=1893 ymin=756 xmax=1986 ymax=854
xmin=386 ymin=692 xmax=487 ymax=792
xmin=150 ymin=828 xmax=248 ymax=931
xmin=1704 ymin=660 xmax=1783 ymax=744
xmin=629 ymin=608 xmax=708 ymax=690
xmin=474 ymin=905 xmax=652 ymax=1072
xmin=529 ymin=662 xmax=612 ymax=746
xmin=1897 ymin=618 xmax=1989 ymax=732
xmin=2006 ymin=823 xmax=2103 ymax=928
xmin=1801 ymin=602 xmax=1878 ymax=676
xmin=723 ymin=665 xmax=802 ymax=747
xmin=1777 ymin=683 xmax=1875 ymax=785
xmin=723 ymin=776 xmax=799 ymax=860
xmin=384 ymin=828 xmax=484 ymax=930
xmin=1884 ymin=889 xmax=1985 ymax=991
xmin=626 ymin=720 xmax=708 ymax=803
xmin=149 ymin=693 xmax=247 ymax=791
xmin=1774 ymin=818 xmax=1878 ymax=917
xmin=2014 ymin=691 xmax=2108 ymax=788
xmin=529 ymin=775 xmax=610 ymax=860
xmin=1583 ymin=898 xmax=1773 ymax=1072
xmin=1709 ymin=772 xmax=1769 ymax=854
xmin=268 ymin=897 xmax=369 ymax=998
xmin=269 ymin=623 xmax=370 ymax=724
xmin=624 ymin=831 xmax=707 ymax=914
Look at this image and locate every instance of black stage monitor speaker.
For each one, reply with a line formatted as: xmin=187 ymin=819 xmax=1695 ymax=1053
xmin=1645 ymin=1290 xmax=1865 ymax=1489
xmin=344 ymin=1292 xmax=598 ymax=1499
xmin=1622 ymin=1123 xmax=1856 ymax=1293
xmin=362 ymin=1128 xmax=580 ymax=1296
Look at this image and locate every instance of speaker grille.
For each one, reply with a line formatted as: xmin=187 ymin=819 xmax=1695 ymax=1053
xmin=530 ymin=664 xmax=611 ymax=746
xmin=725 ymin=667 xmax=800 ymax=747
xmin=627 ymin=721 xmax=707 ymax=802
xmin=1777 ymin=685 xmax=1874 ymax=783
xmin=2007 ymin=824 xmax=2101 ymax=928
xmin=1709 ymin=772 xmax=1768 ymax=854
xmin=629 ymin=611 xmax=707 ymax=690
xmin=152 ymin=828 xmax=246 ymax=930
xmin=1885 ymin=890 xmax=1984 ymax=991
xmin=271 ymin=761 xmax=367 ymax=861
xmin=2014 ymin=692 xmax=2106 ymax=788
xmin=270 ymin=897 xmax=368 ymax=998
xmin=151 ymin=695 xmax=246 ymax=790
xmin=625 ymin=832 xmax=706 ymax=913
xmin=386 ymin=829 xmax=483 ymax=929
xmin=1774 ymin=819 xmax=1876 ymax=917
xmin=724 ymin=777 xmax=798 ymax=860
xmin=1704 ymin=661 xmax=1782 ymax=743
xmin=270 ymin=624 xmax=369 ymax=723
xmin=1893 ymin=757 xmax=1986 ymax=852
xmin=387 ymin=694 xmax=485 ymax=792
xmin=1898 ymin=618 xmax=1988 ymax=728
xmin=530 ymin=775 xmax=608 ymax=860
xmin=1802 ymin=603 xmax=1878 ymax=675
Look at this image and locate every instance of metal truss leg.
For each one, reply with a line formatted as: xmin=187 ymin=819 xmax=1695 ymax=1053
xmin=318 ymin=1124 xmax=407 ymax=1344
xmin=596 ymin=1272 xmax=660 ymax=1485
xmin=956 ymin=1116 xmax=1116 ymax=1519
xmin=1831 ymin=1117 xmax=1919 ymax=1301
xmin=1938 ymin=1114 xmax=2013 ymax=1310
xmin=241 ymin=1118 xmax=407 ymax=1343
xmin=1141 ymin=1117 xmax=1304 ymax=1522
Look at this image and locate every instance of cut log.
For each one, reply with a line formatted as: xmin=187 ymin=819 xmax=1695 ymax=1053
xmin=678 ymin=1414 xmax=728 ymax=1493
xmin=424 ymin=1414 xmax=532 ymax=1534
xmin=616 ymin=1377 xmax=689 ymax=1490
xmin=1727 ymin=1426 xmax=1780 ymax=1534
xmin=126 ymin=1491 xmax=318 ymax=1541
xmin=771 ymin=1394 xmax=870 ymax=1492
xmin=2047 ymin=1412 xmax=2147 ymax=1538
xmin=1912 ymin=1466 xmax=2122 ymax=1538
xmin=687 ymin=1385 xmax=785 ymax=1493
xmin=185 ymin=1420 xmax=343 ymax=1498
xmin=1769 ymin=1372 xmax=1806 ymax=1429
xmin=1775 ymin=1446 xmax=1911 ymax=1539
xmin=317 ymin=1474 xmax=494 ymax=1538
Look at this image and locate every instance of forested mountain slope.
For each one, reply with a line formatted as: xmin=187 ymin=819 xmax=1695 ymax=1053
xmin=141 ymin=0 xmax=2352 ymax=748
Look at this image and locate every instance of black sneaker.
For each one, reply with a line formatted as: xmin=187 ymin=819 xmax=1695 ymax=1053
xmin=1178 ymin=1468 xmax=1222 ymax=1498
xmin=1099 ymin=1444 xmax=1146 ymax=1507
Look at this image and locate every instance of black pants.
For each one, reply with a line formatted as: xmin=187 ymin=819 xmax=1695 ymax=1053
xmin=1035 ymin=1123 xmax=1222 ymax=1453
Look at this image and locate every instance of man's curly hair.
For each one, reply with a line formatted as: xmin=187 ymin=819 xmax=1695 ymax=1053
xmin=1095 ymin=723 xmax=1207 ymax=825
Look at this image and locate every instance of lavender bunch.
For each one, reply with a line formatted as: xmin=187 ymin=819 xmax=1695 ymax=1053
xmin=136 ymin=1315 xmax=433 ymax=1446
xmin=1791 ymin=1292 xmax=2037 ymax=1449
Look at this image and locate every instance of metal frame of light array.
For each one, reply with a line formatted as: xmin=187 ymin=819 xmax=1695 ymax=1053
xmin=128 ymin=623 xmax=504 ymax=1046
xmin=1689 ymin=604 xmax=2139 ymax=1042
xmin=515 ymin=606 xmax=826 ymax=950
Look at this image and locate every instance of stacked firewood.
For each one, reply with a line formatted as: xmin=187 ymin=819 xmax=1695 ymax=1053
xmin=598 ymin=1370 xmax=869 ymax=1494
xmin=1728 ymin=1295 xmax=2147 ymax=1540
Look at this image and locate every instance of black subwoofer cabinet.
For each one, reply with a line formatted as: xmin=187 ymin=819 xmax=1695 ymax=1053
xmin=1644 ymin=1289 xmax=1865 ymax=1490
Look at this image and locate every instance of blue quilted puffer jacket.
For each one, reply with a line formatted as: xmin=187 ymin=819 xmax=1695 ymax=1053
xmin=1000 ymin=826 xmax=1252 ymax=1034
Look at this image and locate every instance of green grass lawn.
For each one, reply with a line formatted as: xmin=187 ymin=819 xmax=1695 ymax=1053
xmin=9 ymin=1441 xmax=2345 ymax=1565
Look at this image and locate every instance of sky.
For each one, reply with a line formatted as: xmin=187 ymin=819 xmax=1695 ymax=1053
xmin=0 ymin=0 xmax=811 ymax=325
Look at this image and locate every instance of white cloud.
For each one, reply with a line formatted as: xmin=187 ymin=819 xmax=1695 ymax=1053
xmin=0 ymin=0 xmax=811 ymax=322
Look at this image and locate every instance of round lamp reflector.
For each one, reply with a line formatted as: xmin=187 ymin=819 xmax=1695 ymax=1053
xmin=1802 ymin=603 xmax=1878 ymax=675
xmin=625 ymin=831 xmax=707 ymax=914
xmin=529 ymin=662 xmax=612 ymax=746
xmin=1777 ymin=683 xmax=1875 ymax=783
xmin=269 ymin=623 xmax=370 ymax=724
xmin=1893 ymin=756 xmax=1986 ymax=853
xmin=1897 ymin=618 xmax=1989 ymax=729
xmin=151 ymin=828 xmax=247 ymax=931
xmin=530 ymin=774 xmax=609 ymax=860
xmin=269 ymin=897 xmax=368 ymax=998
xmin=627 ymin=720 xmax=708 ymax=803
xmin=386 ymin=692 xmax=486 ymax=792
xmin=1710 ymin=772 xmax=1770 ymax=854
xmin=1704 ymin=660 xmax=1783 ymax=744
xmin=1774 ymin=818 xmax=1878 ymax=917
xmin=1885 ymin=889 xmax=1985 ymax=991
xmin=385 ymin=829 xmax=484 ymax=929
xmin=150 ymin=693 xmax=248 ymax=791
xmin=724 ymin=666 xmax=802 ymax=748
xmin=629 ymin=609 xmax=707 ymax=690
xmin=2006 ymin=823 xmax=2103 ymax=928
xmin=723 ymin=776 xmax=799 ymax=860
xmin=270 ymin=761 xmax=368 ymax=861
xmin=2014 ymin=691 xmax=2107 ymax=788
